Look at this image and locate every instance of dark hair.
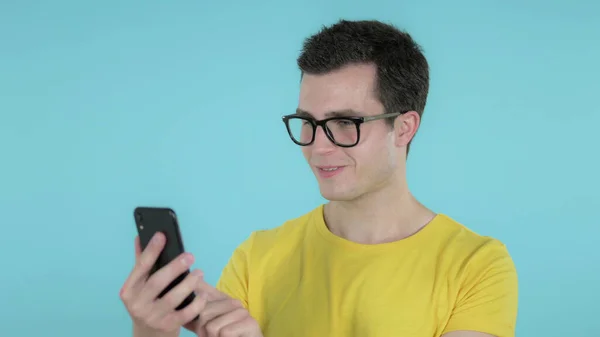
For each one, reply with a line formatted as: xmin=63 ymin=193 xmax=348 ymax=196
xmin=297 ymin=19 xmax=430 ymax=154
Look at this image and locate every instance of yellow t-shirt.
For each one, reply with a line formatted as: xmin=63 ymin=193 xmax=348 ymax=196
xmin=216 ymin=205 xmax=518 ymax=337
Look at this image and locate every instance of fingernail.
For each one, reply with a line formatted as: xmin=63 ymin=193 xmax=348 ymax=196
xmin=181 ymin=253 xmax=194 ymax=265
xmin=191 ymin=269 xmax=203 ymax=277
xmin=151 ymin=233 xmax=163 ymax=244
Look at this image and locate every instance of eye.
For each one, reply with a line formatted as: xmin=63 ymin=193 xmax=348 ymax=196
xmin=335 ymin=119 xmax=353 ymax=127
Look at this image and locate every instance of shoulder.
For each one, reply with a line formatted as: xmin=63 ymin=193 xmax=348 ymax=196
xmin=433 ymin=214 xmax=518 ymax=303
xmin=434 ymin=214 xmax=516 ymax=268
xmin=435 ymin=215 xmax=519 ymax=336
xmin=215 ymin=206 xmax=322 ymax=300
xmin=230 ymin=205 xmax=322 ymax=257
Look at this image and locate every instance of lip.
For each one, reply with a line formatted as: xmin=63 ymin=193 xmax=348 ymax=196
xmin=315 ymin=166 xmax=345 ymax=179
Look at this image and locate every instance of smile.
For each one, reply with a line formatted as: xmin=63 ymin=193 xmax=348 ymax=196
xmin=316 ymin=166 xmax=345 ymax=178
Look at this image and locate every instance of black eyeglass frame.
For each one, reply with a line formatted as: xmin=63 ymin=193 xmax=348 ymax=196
xmin=281 ymin=111 xmax=406 ymax=148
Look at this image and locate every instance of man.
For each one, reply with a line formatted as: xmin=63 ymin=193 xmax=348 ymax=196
xmin=120 ymin=19 xmax=518 ymax=337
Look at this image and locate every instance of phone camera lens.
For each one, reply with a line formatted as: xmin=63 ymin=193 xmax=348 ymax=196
xmin=135 ymin=212 xmax=143 ymax=223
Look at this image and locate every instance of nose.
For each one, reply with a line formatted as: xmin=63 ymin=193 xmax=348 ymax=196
xmin=311 ymin=125 xmax=336 ymax=154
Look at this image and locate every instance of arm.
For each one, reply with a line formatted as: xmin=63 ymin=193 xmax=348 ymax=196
xmin=184 ymin=233 xmax=262 ymax=337
xmin=441 ymin=240 xmax=519 ymax=337
xmin=215 ymin=232 xmax=256 ymax=309
xmin=442 ymin=331 xmax=496 ymax=337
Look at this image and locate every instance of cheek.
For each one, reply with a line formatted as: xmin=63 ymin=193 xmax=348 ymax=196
xmin=301 ymin=148 xmax=311 ymax=161
xmin=351 ymin=138 xmax=395 ymax=171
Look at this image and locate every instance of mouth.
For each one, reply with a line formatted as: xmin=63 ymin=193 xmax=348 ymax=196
xmin=315 ymin=166 xmax=345 ymax=178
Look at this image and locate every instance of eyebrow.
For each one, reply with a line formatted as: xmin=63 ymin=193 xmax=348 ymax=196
xmin=295 ymin=108 xmax=365 ymax=118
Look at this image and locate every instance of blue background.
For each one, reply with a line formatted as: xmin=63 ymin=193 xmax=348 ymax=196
xmin=1 ymin=1 xmax=598 ymax=336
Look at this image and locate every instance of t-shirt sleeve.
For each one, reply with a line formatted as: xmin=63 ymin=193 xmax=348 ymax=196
xmin=215 ymin=232 xmax=256 ymax=309
xmin=442 ymin=240 xmax=519 ymax=337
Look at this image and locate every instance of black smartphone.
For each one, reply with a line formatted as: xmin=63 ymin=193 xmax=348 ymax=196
xmin=133 ymin=206 xmax=195 ymax=310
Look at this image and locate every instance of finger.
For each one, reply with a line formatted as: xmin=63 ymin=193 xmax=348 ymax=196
xmin=127 ymin=233 xmax=166 ymax=286
xmin=121 ymin=232 xmax=166 ymax=299
xmin=138 ymin=251 xmax=195 ymax=304
xmin=134 ymin=235 xmax=142 ymax=260
xmin=217 ymin=316 xmax=257 ymax=337
xmin=121 ymin=236 xmax=142 ymax=299
xmin=198 ymin=298 xmax=243 ymax=326
xmin=171 ymin=290 xmax=209 ymax=327
xmin=205 ymin=308 xmax=249 ymax=337
xmin=152 ymin=269 xmax=204 ymax=318
xmin=196 ymin=279 xmax=228 ymax=301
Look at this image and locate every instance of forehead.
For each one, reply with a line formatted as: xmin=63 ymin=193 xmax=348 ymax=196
xmin=297 ymin=63 xmax=384 ymax=118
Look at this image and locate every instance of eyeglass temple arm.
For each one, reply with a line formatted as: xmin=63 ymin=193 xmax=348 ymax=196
xmin=362 ymin=112 xmax=403 ymax=122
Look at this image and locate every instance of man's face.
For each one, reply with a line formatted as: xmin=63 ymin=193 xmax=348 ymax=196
xmin=297 ymin=63 xmax=405 ymax=201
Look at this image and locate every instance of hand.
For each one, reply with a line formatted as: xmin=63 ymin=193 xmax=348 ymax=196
xmin=120 ymin=233 xmax=208 ymax=337
xmin=185 ymin=281 xmax=263 ymax=337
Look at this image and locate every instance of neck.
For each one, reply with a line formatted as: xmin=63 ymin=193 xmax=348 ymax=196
xmin=323 ymin=174 xmax=435 ymax=245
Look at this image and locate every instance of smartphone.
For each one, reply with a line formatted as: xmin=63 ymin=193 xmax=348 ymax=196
xmin=133 ymin=206 xmax=195 ymax=311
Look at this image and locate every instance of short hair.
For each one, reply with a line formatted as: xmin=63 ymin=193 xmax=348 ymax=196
xmin=297 ymin=19 xmax=430 ymax=153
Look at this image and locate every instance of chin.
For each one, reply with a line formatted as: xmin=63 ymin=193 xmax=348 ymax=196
xmin=318 ymin=185 xmax=359 ymax=202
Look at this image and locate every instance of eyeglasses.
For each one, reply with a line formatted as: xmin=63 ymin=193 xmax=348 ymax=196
xmin=282 ymin=111 xmax=405 ymax=148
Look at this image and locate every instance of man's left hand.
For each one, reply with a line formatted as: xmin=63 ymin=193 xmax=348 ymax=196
xmin=185 ymin=279 xmax=263 ymax=337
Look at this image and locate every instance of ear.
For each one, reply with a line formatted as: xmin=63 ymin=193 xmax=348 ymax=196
xmin=393 ymin=111 xmax=421 ymax=148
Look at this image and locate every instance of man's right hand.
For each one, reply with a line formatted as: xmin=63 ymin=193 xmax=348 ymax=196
xmin=120 ymin=233 xmax=208 ymax=337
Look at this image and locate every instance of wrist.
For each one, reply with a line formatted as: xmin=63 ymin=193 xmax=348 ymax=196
xmin=133 ymin=323 xmax=179 ymax=337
